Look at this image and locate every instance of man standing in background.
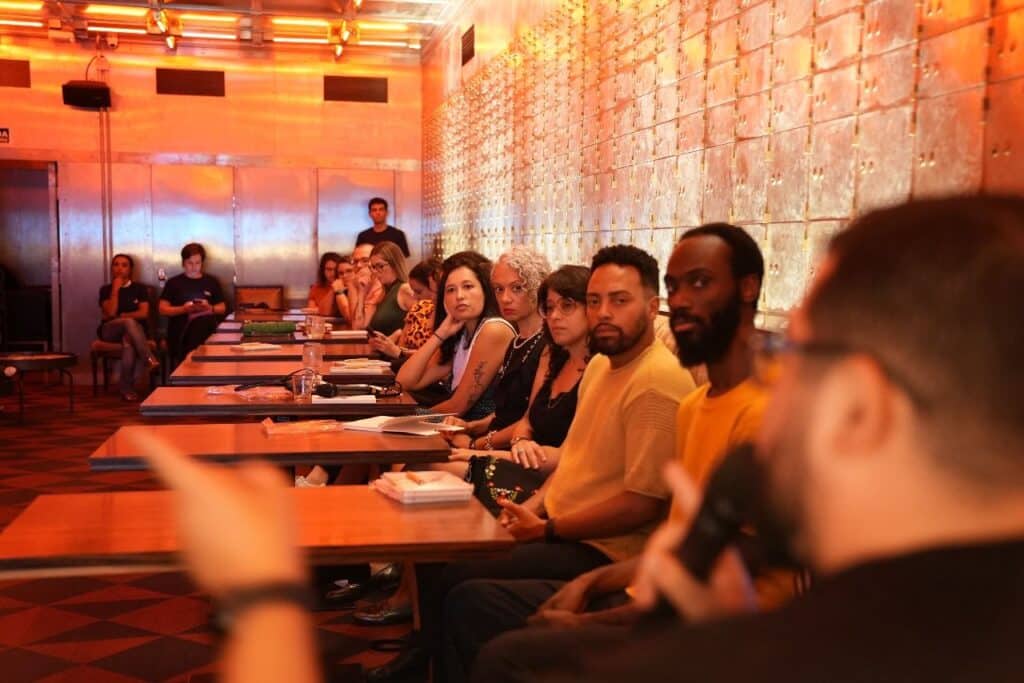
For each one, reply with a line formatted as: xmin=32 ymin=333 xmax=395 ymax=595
xmin=356 ymin=198 xmax=410 ymax=258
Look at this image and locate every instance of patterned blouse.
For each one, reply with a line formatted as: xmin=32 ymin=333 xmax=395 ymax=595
xmin=401 ymin=299 xmax=435 ymax=350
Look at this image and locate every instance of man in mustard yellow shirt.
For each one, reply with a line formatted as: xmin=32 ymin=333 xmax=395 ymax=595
xmin=450 ymin=224 xmax=771 ymax=682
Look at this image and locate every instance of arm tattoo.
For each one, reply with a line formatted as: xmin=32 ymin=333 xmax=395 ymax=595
xmin=467 ymin=360 xmax=488 ymax=403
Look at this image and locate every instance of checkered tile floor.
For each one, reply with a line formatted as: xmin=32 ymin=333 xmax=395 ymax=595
xmin=0 ymin=377 xmax=412 ymax=682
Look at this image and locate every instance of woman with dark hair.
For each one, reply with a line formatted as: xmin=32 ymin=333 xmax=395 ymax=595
xmin=396 ymin=251 xmax=515 ymax=420
xmin=369 ymin=257 xmax=442 ymax=361
xmin=97 ymin=253 xmax=160 ymax=401
xmin=350 ymin=266 xmax=592 ymax=626
xmin=158 ymin=242 xmax=227 ymax=367
xmin=452 ymin=265 xmax=592 ymax=512
xmin=306 ymin=252 xmax=352 ymax=320
xmin=444 ymin=246 xmax=551 ymax=451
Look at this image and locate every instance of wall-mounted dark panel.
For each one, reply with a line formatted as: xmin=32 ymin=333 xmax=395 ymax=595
xmin=323 ymin=75 xmax=388 ymax=103
xmin=0 ymin=59 xmax=31 ymax=88
xmin=156 ymin=68 xmax=225 ymax=97
xmin=462 ymin=25 xmax=475 ymax=66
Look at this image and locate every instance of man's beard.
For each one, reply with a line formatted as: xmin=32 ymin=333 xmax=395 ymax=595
xmin=588 ymin=319 xmax=647 ymax=357
xmin=672 ymin=292 xmax=742 ymax=366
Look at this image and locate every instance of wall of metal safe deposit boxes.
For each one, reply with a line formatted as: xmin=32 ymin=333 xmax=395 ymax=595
xmin=422 ymin=0 xmax=1024 ymax=324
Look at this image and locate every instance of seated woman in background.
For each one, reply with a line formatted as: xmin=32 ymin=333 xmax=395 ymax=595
xmin=396 ymin=251 xmax=515 ymax=420
xmin=159 ymin=242 xmax=227 ymax=367
xmin=97 ymin=253 xmax=160 ymax=401
xmin=364 ymin=241 xmax=417 ymax=336
xmin=368 ymin=257 xmax=442 ymax=363
xmin=444 ymin=246 xmax=551 ymax=451
xmin=306 ymin=252 xmax=353 ymax=322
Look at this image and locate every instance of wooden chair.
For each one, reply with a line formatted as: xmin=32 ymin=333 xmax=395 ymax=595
xmin=235 ymin=285 xmax=285 ymax=311
xmin=90 ymin=285 xmax=164 ymax=395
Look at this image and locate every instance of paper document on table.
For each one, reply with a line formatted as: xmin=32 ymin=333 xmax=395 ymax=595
xmin=311 ymin=395 xmax=377 ymax=404
xmin=230 ymin=342 xmax=283 ymax=352
xmin=372 ymin=471 xmax=474 ymax=504
xmin=343 ymin=413 xmax=462 ymax=436
xmin=330 ymin=358 xmax=391 ymax=374
xmin=329 ymin=330 xmax=369 ymax=339
xmin=260 ymin=418 xmax=345 ymax=435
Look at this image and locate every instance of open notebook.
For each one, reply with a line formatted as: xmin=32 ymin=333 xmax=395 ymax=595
xmin=343 ymin=413 xmax=462 ymax=436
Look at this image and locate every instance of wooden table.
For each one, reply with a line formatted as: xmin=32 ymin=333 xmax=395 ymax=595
xmin=169 ymin=358 xmax=395 ymax=386
xmin=140 ymin=386 xmax=419 ymax=418
xmin=205 ymin=332 xmax=369 ymax=345
xmin=89 ymin=422 xmax=449 ymax=471
xmin=191 ymin=343 xmax=376 ymax=362
xmin=0 ymin=487 xmax=512 ymax=578
xmin=0 ymin=352 xmax=77 ymax=416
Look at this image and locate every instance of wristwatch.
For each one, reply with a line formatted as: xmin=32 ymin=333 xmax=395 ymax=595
xmin=213 ymin=581 xmax=315 ymax=632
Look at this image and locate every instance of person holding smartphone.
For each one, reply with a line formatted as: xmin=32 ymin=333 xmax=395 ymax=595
xmin=159 ymin=242 xmax=227 ymax=367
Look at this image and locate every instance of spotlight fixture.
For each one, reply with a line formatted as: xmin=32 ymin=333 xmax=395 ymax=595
xmin=165 ymin=34 xmax=175 ymax=49
xmin=334 ymin=43 xmax=343 ymax=58
xmin=340 ymin=19 xmax=350 ymax=41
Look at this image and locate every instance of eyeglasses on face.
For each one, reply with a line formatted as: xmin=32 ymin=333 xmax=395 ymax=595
xmin=493 ymin=283 xmax=529 ymax=297
xmin=541 ymin=298 xmax=581 ymax=317
xmin=370 ymin=262 xmax=389 ymax=272
xmin=749 ymin=332 xmax=930 ymax=410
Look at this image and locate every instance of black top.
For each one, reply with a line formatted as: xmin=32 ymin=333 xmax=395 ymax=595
xmin=575 ymin=539 xmax=1024 ymax=683
xmin=97 ymin=281 xmax=149 ymax=334
xmin=527 ymin=371 xmax=581 ymax=447
xmin=489 ymin=332 xmax=546 ymax=432
xmin=356 ymin=225 xmax=410 ymax=257
xmin=160 ymin=273 xmax=226 ymax=345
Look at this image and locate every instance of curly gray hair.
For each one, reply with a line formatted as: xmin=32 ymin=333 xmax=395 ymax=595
xmin=497 ymin=245 xmax=551 ymax=294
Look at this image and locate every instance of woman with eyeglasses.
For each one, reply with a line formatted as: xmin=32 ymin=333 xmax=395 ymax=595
xmin=360 ymin=241 xmax=415 ymax=336
xmin=368 ymin=258 xmax=442 ymax=364
xmin=442 ymin=246 xmax=551 ymax=451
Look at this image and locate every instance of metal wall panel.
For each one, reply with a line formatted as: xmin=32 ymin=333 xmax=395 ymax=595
xmin=983 ymin=77 xmax=1024 ymax=193
xmin=772 ymin=79 xmax=813 ymax=131
xmin=317 ymin=169 xmax=395 ymax=255
xmin=918 ymin=22 xmax=989 ymax=98
xmin=739 ymin=3 xmax=773 ymax=52
xmin=738 ymin=47 xmax=772 ymax=96
xmin=110 ymin=164 xmax=153 ymax=290
xmin=809 ymin=117 xmax=857 ymax=218
xmin=703 ymin=144 xmax=735 ymax=222
xmin=234 ymin=168 xmax=316 ymax=303
xmin=860 ymin=46 xmax=916 ymax=110
xmin=990 ymin=10 xmax=1024 ymax=82
xmin=856 ymin=106 xmax=914 ymax=210
xmin=738 ymin=92 xmax=772 ymax=138
xmin=913 ymin=89 xmax=985 ymax=197
xmin=151 ymin=164 xmax=236 ymax=307
xmin=920 ymin=0 xmax=989 ymax=37
xmin=768 ymin=127 xmax=810 ymax=222
xmin=57 ymin=162 xmax=106 ymax=357
xmin=775 ymin=0 xmax=816 ymax=36
xmin=733 ymin=137 xmax=769 ymax=222
xmin=814 ymin=12 xmax=864 ymax=70
xmin=813 ymin=65 xmax=861 ymax=121
xmin=764 ymin=222 xmax=807 ymax=311
xmin=863 ymin=0 xmax=919 ymax=55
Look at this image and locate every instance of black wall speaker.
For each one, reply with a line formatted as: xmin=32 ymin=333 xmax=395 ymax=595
xmin=62 ymin=80 xmax=111 ymax=109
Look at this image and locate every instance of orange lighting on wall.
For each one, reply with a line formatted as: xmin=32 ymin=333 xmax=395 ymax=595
xmin=178 ymin=12 xmax=239 ymax=24
xmin=0 ymin=1 xmax=43 ymax=11
xmin=358 ymin=39 xmax=411 ymax=47
xmin=86 ymin=25 xmax=147 ymax=34
xmin=271 ymin=17 xmax=329 ymax=27
xmin=181 ymin=30 xmax=237 ymax=40
xmin=0 ymin=17 xmax=43 ymax=26
xmin=358 ymin=21 xmax=409 ymax=31
xmin=84 ymin=4 xmax=149 ymax=17
xmin=272 ymin=36 xmax=329 ymax=44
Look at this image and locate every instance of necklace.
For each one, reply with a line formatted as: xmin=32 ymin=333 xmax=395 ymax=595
xmin=500 ymin=329 xmax=543 ymax=380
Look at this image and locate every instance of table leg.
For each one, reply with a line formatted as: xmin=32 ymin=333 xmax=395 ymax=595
xmin=61 ymin=368 xmax=74 ymax=412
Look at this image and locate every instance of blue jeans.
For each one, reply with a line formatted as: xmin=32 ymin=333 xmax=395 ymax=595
xmin=100 ymin=318 xmax=153 ymax=393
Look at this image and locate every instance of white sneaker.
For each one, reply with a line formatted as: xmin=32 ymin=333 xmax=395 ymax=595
xmin=294 ymin=475 xmax=325 ymax=488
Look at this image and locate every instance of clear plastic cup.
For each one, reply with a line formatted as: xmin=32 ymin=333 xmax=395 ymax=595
xmin=302 ymin=342 xmax=324 ymax=369
xmin=291 ymin=370 xmax=317 ymax=402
